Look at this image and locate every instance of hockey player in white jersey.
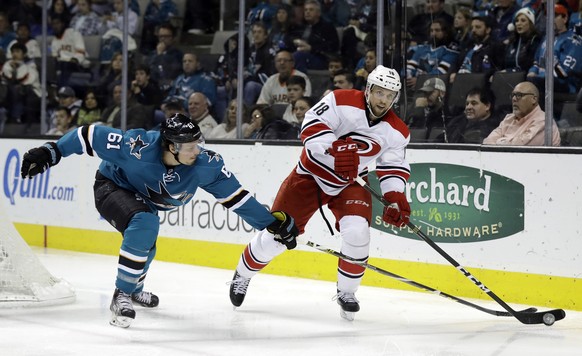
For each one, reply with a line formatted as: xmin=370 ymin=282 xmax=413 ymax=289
xmin=229 ymin=65 xmax=411 ymax=320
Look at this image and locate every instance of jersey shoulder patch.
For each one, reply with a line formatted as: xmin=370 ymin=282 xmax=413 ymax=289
xmin=333 ymin=89 xmax=366 ymax=109
xmin=384 ymin=110 xmax=410 ymax=139
xmin=197 ymin=149 xmax=224 ymax=167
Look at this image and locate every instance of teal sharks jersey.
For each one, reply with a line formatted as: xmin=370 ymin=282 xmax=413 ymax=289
xmin=56 ymin=125 xmax=275 ymax=230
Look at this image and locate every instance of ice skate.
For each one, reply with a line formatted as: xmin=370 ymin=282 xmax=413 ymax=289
xmin=131 ymin=290 xmax=159 ymax=307
xmin=229 ymin=271 xmax=251 ymax=308
xmin=109 ymin=288 xmax=135 ymax=328
xmin=334 ymin=290 xmax=360 ymax=321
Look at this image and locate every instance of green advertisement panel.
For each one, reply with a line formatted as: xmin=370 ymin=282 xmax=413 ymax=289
xmin=370 ymin=163 xmax=525 ymax=243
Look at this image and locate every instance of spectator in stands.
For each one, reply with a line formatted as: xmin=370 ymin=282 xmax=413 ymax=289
xmin=141 ymin=0 xmax=178 ymax=53
xmin=491 ymin=0 xmax=520 ymax=43
xmin=406 ymin=18 xmax=459 ymax=89
xmin=281 ymin=75 xmax=306 ymax=123
xmin=407 ymin=0 xmax=454 ymax=45
xmin=406 ymin=77 xmax=450 ymax=140
xmin=502 ymin=7 xmax=541 ymax=73
xmin=256 ymin=49 xmax=312 ymax=105
xmin=453 ymin=7 xmax=473 ymax=51
xmin=95 ymin=51 xmax=123 ymax=106
xmin=131 ymin=64 xmax=163 ymax=109
xmin=246 ymin=0 xmax=280 ymax=30
xmin=206 ymin=99 xmax=249 ymax=139
xmin=332 ymin=69 xmax=354 ymax=90
xmin=292 ymin=0 xmax=340 ymax=72
xmin=0 ymin=12 xmax=17 ymax=58
xmin=244 ymin=22 xmax=277 ymax=105
xmin=244 ymin=104 xmax=277 ymax=139
xmin=98 ymin=0 xmax=138 ymax=64
xmin=454 ymin=14 xmax=504 ymax=81
xmin=90 ymin=0 xmax=112 ymax=15
xmin=292 ymin=95 xmax=315 ymax=127
xmin=167 ymin=53 xmax=217 ymax=108
xmin=7 ymin=0 xmax=42 ymax=37
xmin=483 ymin=81 xmax=560 ymax=146
xmin=147 ymin=23 xmax=184 ymax=92
xmin=47 ymin=85 xmax=82 ymax=131
xmin=75 ymin=89 xmax=102 ymax=126
xmin=322 ymin=68 xmax=355 ymax=97
xmin=50 ymin=0 xmax=72 ymax=28
xmin=527 ymin=5 xmax=582 ymax=96
xmin=46 ymin=106 xmax=76 ymax=136
xmin=69 ymin=0 xmax=102 ymax=36
xmin=161 ymin=97 xmax=187 ymax=118
xmin=6 ymin=22 xmax=40 ymax=60
xmin=50 ymin=15 xmax=89 ymax=87
xmin=187 ymin=91 xmax=217 ymax=138
xmin=325 ymin=55 xmax=345 ymax=88
xmin=213 ymin=33 xmax=248 ymax=121
xmin=354 ymin=48 xmax=376 ymax=90
xmin=100 ymin=83 xmax=155 ymax=129
xmin=340 ymin=10 xmax=376 ymax=71
xmin=100 ymin=0 xmax=138 ymax=36
xmin=320 ymin=0 xmax=351 ymax=27
xmin=269 ymin=3 xmax=301 ymax=52
xmin=255 ymin=96 xmax=315 ymax=140
xmin=435 ymin=87 xmax=501 ymax=143
xmin=1 ymin=42 xmax=40 ymax=126
xmin=56 ymin=86 xmax=82 ymax=118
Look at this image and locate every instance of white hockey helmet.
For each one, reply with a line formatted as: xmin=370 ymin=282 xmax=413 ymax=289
xmin=365 ymin=65 xmax=401 ymax=116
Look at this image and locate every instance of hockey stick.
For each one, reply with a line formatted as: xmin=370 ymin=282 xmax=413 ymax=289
xmin=301 ymin=238 xmax=537 ymax=317
xmin=355 ymin=176 xmax=566 ymax=326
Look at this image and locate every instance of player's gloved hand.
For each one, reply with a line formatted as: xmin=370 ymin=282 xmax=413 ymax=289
xmin=382 ymin=191 xmax=410 ymax=227
xmin=328 ymin=137 xmax=359 ymax=183
xmin=20 ymin=142 xmax=62 ymax=179
xmin=267 ymin=211 xmax=299 ymax=250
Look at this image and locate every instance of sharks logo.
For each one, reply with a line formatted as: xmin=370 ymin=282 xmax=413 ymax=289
xmin=127 ymin=135 xmax=149 ymax=159
xmin=204 ymin=150 xmax=222 ymax=163
xmin=145 ymin=181 xmax=193 ymax=209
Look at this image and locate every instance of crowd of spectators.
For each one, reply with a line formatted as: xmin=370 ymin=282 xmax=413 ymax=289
xmin=0 ymin=0 xmax=581 ymax=146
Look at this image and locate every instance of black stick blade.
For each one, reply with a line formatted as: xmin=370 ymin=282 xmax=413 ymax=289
xmin=516 ymin=309 xmax=566 ymax=325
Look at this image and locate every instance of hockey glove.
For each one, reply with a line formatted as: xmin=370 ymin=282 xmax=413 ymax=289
xmin=20 ymin=142 xmax=62 ymax=179
xmin=267 ymin=211 xmax=299 ymax=250
xmin=382 ymin=191 xmax=411 ymax=228
xmin=328 ymin=137 xmax=359 ymax=183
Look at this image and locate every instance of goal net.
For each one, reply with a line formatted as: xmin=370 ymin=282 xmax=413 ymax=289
xmin=0 ymin=201 xmax=75 ymax=308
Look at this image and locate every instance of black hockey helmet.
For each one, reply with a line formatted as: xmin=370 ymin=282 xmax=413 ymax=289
xmin=161 ymin=113 xmax=202 ymax=143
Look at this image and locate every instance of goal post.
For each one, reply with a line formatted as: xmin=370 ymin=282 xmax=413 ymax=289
xmin=0 ymin=200 xmax=75 ymax=308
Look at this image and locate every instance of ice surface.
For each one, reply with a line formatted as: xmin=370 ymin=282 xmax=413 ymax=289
xmin=1 ymin=248 xmax=581 ymax=356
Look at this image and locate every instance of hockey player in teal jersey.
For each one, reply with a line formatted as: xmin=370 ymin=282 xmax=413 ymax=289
xmin=20 ymin=113 xmax=298 ymax=328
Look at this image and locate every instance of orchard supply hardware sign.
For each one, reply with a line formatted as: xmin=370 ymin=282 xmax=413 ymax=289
xmin=370 ymin=163 xmax=524 ymax=243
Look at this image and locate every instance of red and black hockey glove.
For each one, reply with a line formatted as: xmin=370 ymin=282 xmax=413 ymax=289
xmin=328 ymin=137 xmax=359 ymax=183
xmin=382 ymin=191 xmax=410 ymax=227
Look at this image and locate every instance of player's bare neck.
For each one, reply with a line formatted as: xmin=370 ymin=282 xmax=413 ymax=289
xmin=162 ymin=151 xmax=180 ymax=166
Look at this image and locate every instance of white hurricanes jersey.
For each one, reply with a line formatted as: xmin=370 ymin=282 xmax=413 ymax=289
xmin=297 ymin=89 xmax=411 ymax=196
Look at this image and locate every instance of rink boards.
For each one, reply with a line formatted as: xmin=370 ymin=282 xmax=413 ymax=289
xmin=1 ymin=138 xmax=580 ymax=311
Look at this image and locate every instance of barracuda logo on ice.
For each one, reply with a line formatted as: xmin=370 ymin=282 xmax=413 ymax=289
xmin=371 ymin=163 xmax=524 ymax=243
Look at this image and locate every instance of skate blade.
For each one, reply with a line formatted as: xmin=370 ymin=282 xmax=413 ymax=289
xmin=340 ymin=309 xmax=356 ymax=321
xmin=109 ymin=314 xmax=134 ymax=328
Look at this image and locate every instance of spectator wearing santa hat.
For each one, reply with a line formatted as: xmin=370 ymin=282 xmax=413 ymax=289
xmin=502 ymin=7 xmax=542 ymax=72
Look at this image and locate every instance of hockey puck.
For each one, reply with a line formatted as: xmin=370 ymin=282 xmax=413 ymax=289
xmin=542 ymin=313 xmax=555 ymax=326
